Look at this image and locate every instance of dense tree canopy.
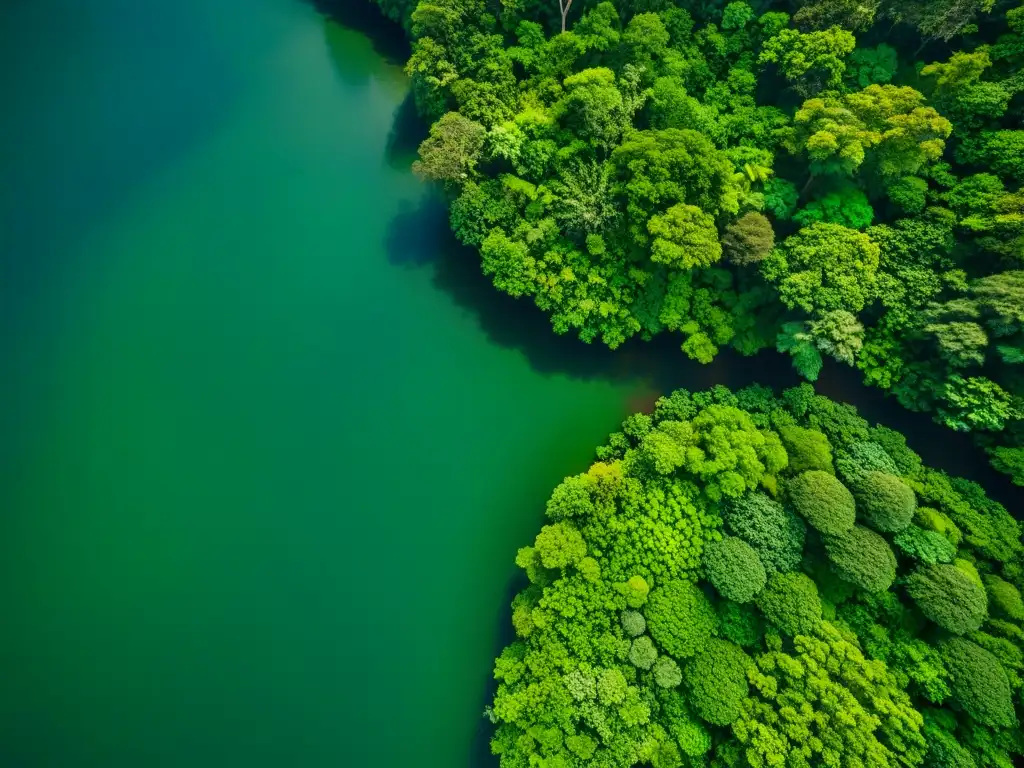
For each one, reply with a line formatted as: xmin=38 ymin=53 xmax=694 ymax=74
xmin=377 ymin=0 xmax=1024 ymax=486
xmin=484 ymin=384 xmax=1024 ymax=767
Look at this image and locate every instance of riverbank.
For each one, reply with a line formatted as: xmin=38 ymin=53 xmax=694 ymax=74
xmin=343 ymin=0 xmax=1024 ymax=514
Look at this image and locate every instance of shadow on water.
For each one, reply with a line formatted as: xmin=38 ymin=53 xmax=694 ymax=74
xmin=384 ymin=192 xmax=1024 ymax=513
xmin=313 ymin=0 xmax=427 ymax=167
xmin=323 ymin=12 xmax=1024 ymax=763
xmin=386 ymin=92 xmax=428 ymax=171
xmin=469 ymin=570 xmax=530 ymax=767
xmin=313 ymin=0 xmax=1024 ymax=510
xmin=307 ymin=0 xmax=410 ymax=67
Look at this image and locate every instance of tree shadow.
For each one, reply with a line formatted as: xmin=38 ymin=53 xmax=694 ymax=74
xmin=469 ymin=570 xmax=529 ymax=767
xmin=386 ymin=91 xmax=428 ymax=171
xmin=307 ymin=0 xmax=409 ymax=67
xmin=384 ymin=192 xmax=1024 ymax=511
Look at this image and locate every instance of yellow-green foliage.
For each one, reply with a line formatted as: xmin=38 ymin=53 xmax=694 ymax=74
xmin=683 ymin=639 xmax=752 ymax=726
xmin=646 ymin=580 xmax=717 ymax=659
xmin=907 ymin=563 xmax=989 ymax=634
xmin=778 ymin=424 xmax=833 ymax=473
xmin=488 ymin=387 xmax=1023 ymax=768
xmin=854 ymin=471 xmax=917 ymax=533
xmin=731 ymin=623 xmax=927 ymax=768
xmin=703 ymin=535 xmax=767 ymax=603
xmin=985 ymin=575 xmax=1024 ymax=621
xmin=825 ymin=524 xmax=898 ymax=592
xmin=788 ymin=470 xmax=856 ymax=536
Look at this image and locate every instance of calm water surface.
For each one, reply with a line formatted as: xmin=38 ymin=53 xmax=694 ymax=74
xmin=1 ymin=2 xmax=1019 ymax=767
xmin=0 ymin=2 xmax=642 ymax=765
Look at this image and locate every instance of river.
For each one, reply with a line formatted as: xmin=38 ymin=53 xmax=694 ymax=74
xmin=0 ymin=2 xmax=1019 ymax=767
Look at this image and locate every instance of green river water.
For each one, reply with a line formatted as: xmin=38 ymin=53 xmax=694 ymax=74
xmin=1 ymin=2 xmax=1020 ymax=767
xmin=0 ymin=2 xmax=647 ymax=765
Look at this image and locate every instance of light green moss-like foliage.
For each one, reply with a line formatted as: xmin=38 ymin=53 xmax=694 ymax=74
xmin=788 ymin=470 xmax=857 ymax=536
xmin=621 ymin=610 xmax=647 ymax=637
xmin=907 ymin=563 xmax=988 ymax=634
xmin=984 ymin=575 xmax=1024 ymax=621
xmin=487 ymin=387 xmax=1022 ymax=768
xmin=941 ymin=638 xmax=1016 ymax=728
xmin=620 ymin=574 xmax=650 ymax=608
xmin=756 ymin=571 xmax=823 ymax=635
xmin=954 ymin=558 xmax=983 ymax=587
xmin=724 ymin=492 xmax=807 ymax=574
xmin=534 ymin=522 xmax=587 ymax=568
xmin=733 ymin=623 xmax=927 ymax=767
xmin=653 ymin=656 xmax=682 ymax=688
xmin=894 ymin=525 xmax=958 ymax=564
xmin=913 ymin=506 xmax=963 ymax=546
xmin=836 ymin=440 xmax=899 ymax=486
xmin=683 ymin=639 xmax=751 ymax=726
xmin=825 ymin=525 xmax=898 ymax=592
xmin=853 ymin=471 xmax=917 ymax=533
xmin=629 ymin=635 xmax=658 ymax=669
xmin=868 ymin=426 xmax=923 ymax=477
xmin=646 ymin=580 xmax=717 ymax=660
xmin=778 ymin=424 xmax=833 ymax=473
xmin=702 ymin=535 xmax=767 ymax=603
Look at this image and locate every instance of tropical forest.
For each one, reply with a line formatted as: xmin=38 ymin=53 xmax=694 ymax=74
xmin=368 ymin=0 xmax=1024 ymax=765
xmin=3 ymin=0 xmax=1024 ymax=767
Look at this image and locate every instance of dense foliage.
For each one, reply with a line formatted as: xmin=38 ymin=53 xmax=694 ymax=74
xmin=485 ymin=384 xmax=1024 ymax=767
xmin=374 ymin=0 xmax=1024 ymax=484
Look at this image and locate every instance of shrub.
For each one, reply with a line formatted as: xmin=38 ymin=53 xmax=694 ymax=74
xmin=824 ymin=525 xmax=898 ymax=592
xmin=984 ymin=575 xmax=1024 ymax=621
xmin=596 ymin=667 xmax=628 ymax=706
xmin=969 ymin=631 xmax=1024 ymax=678
xmin=488 ymin=385 xmax=1021 ymax=768
xmin=724 ymin=492 xmax=806 ymax=573
xmin=907 ymin=564 xmax=988 ymax=635
xmin=756 ymin=571 xmax=823 ymax=635
xmin=629 ymin=636 xmax=658 ymax=669
xmin=913 ymin=506 xmax=962 ymax=546
xmin=868 ymin=426 xmax=923 ymax=476
xmin=788 ymin=470 xmax=856 ymax=536
xmin=718 ymin=599 xmax=764 ymax=647
xmin=733 ymin=623 xmax=927 ymax=766
xmin=683 ymin=639 xmax=751 ymax=726
xmin=923 ymin=717 xmax=979 ymax=768
xmin=894 ymin=525 xmax=958 ymax=564
xmin=941 ymin=638 xmax=1016 ymax=728
xmin=546 ymin=475 xmax=596 ymax=520
xmin=954 ymin=558 xmax=983 ymax=587
xmin=853 ymin=471 xmax=916 ymax=533
xmin=620 ymin=575 xmax=650 ymax=608
xmin=660 ymin=690 xmax=712 ymax=758
xmin=777 ymin=425 xmax=833 ymax=473
xmin=621 ymin=610 xmax=647 ymax=637
xmin=703 ymin=536 xmax=767 ymax=603
xmin=836 ymin=440 xmax=898 ymax=485
xmin=534 ymin=522 xmax=587 ymax=568
xmin=987 ymin=618 xmax=1024 ymax=643
xmin=653 ymin=656 xmax=682 ymax=688
xmin=722 ymin=211 xmax=775 ymax=266
xmin=646 ymin=580 xmax=717 ymax=659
